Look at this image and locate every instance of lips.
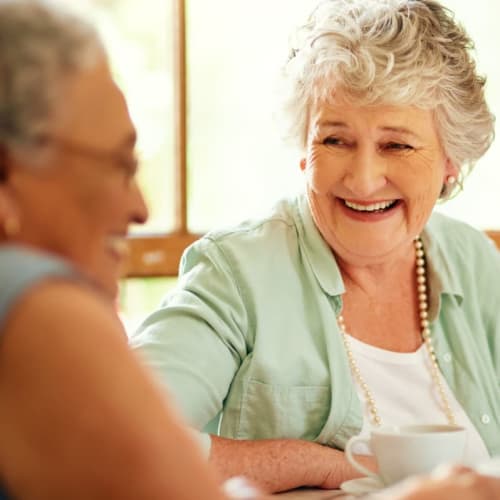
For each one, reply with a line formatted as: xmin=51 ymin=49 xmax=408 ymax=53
xmin=342 ymin=198 xmax=400 ymax=213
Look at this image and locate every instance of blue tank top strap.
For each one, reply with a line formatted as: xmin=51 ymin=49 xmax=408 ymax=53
xmin=0 ymin=245 xmax=79 ymax=332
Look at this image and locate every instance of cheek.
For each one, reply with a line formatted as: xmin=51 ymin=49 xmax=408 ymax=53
xmin=394 ymin=151 xmax=444 ymax=195
xmin=82 ymin=182 xmax=124 ymax=220
xmin=411 ymin=192 xmax=437 ymax=225
xmin=403 ymin=164 xmax=443 ymax=225
xmin=304 ymin=148 xmax=338 ymax=195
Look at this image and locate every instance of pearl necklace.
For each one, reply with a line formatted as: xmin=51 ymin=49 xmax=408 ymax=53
xmin=338 ymin=237 xmax=456 ymax=427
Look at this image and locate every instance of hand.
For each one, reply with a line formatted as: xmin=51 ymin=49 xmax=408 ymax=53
xmin=223 ymin=476 xmax=273 ymax=499
xmin=319 ymin=452 xmax=378 ymax=489
xmin=378 ymin=465 xmax=500 ymax=500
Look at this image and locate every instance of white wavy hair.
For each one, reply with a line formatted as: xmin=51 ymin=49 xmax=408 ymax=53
xmin=0 ymin=0 xmax=104 ymax=161
xmin=279 ymin=0 xmax=495 ymax=198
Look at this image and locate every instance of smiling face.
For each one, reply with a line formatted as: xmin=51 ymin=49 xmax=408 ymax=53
xmin=303 ymin=96 xmax=457 ymax=265
xmin=7 ymin=58 xmax=148 ymax=297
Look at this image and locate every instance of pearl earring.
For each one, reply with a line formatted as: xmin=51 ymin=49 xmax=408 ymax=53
xmin=446 ymin=175 xmax=457 ymax=185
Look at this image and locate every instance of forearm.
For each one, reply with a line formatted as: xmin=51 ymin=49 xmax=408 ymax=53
xmin=209 ymin=435 xmax=375 ymax=493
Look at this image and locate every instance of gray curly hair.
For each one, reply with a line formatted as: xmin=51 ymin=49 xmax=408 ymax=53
xmin=0 ymin=0 xmax=104 ymax=159
xmin=279 ymin=0 xmax=495 ymax=198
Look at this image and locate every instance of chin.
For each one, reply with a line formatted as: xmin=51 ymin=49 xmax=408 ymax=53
xmin=331 ymin=231 xmax=408 ymax=263
xmin=88 ymin=268 xmax=120 ymax=301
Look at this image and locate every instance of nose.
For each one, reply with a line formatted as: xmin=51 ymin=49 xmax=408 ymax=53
xmin=130 ymin=179 xmax=149 ymax=225
xmin=342 ymin=147 xmax=387 ymax=198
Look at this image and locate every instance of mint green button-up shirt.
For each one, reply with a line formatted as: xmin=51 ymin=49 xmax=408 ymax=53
xmin=131 ymin=194 xmax=500 ymax=456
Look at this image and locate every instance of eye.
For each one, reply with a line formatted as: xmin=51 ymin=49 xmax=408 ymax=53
xmin=323 ymin=136 xmax=345 ymax=146
xmin=383 ymin=142 xmax=414 ymax=151
xmin=118 ymin=150 xmax=139 ymax=175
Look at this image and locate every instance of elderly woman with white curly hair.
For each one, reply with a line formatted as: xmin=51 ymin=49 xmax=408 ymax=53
xmin=0 ymin=0 xmax=255 ymax=498
xmin=132 ymin=0 xmax=499 ymax=493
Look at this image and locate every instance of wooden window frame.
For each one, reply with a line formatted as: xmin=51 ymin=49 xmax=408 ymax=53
xmin=125 ymin=0 xmax=201 ymax=278
xmin=124 ymin=0 xmax=500 ymax=279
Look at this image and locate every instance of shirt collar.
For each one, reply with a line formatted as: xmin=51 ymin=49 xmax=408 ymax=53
xmin=294 ymin=194 xmax=463 ymax=308
xmin=294 ymin=193 xmax=345 ymax=299
xmin=421 ymin=215 xmax=464 ymax=306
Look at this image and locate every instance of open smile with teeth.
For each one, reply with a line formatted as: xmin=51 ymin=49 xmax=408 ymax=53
xmin=343 ymin=199 xmax=399 ymax=213
xmin=106 ymin=236 xmax=129 ymax=259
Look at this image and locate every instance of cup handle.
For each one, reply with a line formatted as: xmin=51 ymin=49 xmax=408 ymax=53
xmin=345 ymin=435 xmax=378 ymax=479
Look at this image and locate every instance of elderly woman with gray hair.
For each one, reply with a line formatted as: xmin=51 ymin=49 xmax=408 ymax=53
xmin=0 ymin=0 xmax=250 ymax=498
xmin=132 ymin=0 xmax=500 ymax=494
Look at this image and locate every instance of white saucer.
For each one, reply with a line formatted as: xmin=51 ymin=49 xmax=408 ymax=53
xmin=476 ymin=457 xmax=500 ymax=477
xmin=340 ymin=477 xmax=384 ymax=495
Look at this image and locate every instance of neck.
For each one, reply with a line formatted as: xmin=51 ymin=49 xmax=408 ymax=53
xmin=335 ymin=241 xmax=416 ymax=294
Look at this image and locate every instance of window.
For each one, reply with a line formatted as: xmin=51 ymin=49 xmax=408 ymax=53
xmin=81 ymin=1 xmax=500 ymax=327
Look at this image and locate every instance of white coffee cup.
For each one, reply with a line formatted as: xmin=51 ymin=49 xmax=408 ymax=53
xmin=345 ymin=424 xmax=466 ymax=486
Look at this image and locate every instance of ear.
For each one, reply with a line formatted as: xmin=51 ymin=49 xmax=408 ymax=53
xmin=0 ymin=143 xmax=8 ymax=183
xmin=0 ymin=185 xmax=20 ymax=239
xmin=439 ymin=158 xmax=460 ymax=199
xmin=0 ymin=146 xmax=21 ymax=239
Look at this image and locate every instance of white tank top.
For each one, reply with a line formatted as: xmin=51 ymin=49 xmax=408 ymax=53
xmin=346 ymin=334 xmax=490 ymax=465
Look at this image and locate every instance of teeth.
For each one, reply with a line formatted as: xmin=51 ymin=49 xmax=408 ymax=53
xmin=344 ymin=200 xmax=396 ymax=212
xmin=107 ymin=237 xmax=129 ymax=257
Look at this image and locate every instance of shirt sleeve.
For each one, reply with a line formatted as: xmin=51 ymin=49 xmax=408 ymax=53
xmin=477 ymin=233 xmax=500 ymax=378
xmin=130 ymin=237 xmax=250 ymax=433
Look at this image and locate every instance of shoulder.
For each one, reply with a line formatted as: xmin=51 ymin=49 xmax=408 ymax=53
xmin=0 ymin=276 xmax=125 ymax=374
xmin=0 ymin=245 xmax=74 ymax=278
xmin=426 ymin=211 xmax=498 ymax=263
xmin=181 ymin=196 xmax=301 ymax=272
xmin=0 ymin=246 xmax=81 ymax=333
xmin=2 ymin=267 xmax=118 ymax=335
xmin=205 ymin=196 xmax=298 ymax=245
xmin=425 ymin=212 xmax=500 ymax=305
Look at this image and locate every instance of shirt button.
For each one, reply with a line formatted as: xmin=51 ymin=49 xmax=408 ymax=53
xmin=481 ymin=414 xmax=491 ymax=424
xmin=443 ymin=353 xmax=452 ymax=363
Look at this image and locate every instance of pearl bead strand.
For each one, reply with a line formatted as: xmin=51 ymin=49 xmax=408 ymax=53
xmin=338 ymin=237 xmax=456 ymax=427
